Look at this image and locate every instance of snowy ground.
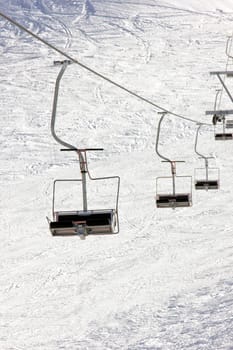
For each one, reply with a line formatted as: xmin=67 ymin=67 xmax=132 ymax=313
xmin=1 ymin=0 xmax=233 ymax=349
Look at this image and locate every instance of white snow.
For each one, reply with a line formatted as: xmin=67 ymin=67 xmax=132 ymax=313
xmin=0 ymin=0 xmax=233 ymax=349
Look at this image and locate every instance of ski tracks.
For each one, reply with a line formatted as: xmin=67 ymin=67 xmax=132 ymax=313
xmin=36 ymin=0 xmax=73 ymax=50
xmin=107 ymin=20 xmax=152 ymax=65
xmin=55 ymin=17 xmax=73 ymax=50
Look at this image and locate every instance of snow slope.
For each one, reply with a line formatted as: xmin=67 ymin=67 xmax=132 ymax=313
xmin=0 ymin=1 xmax=233 ymax=349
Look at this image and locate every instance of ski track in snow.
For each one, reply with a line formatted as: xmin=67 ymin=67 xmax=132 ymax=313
xmin=1 ymin=0 xmax=233 ymax=349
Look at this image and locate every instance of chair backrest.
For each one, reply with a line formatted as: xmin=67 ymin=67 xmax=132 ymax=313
xmin=226 ymin=120 xmax=233 ymax=129
xmin=56 ymin=210 xmax=113 ymax=226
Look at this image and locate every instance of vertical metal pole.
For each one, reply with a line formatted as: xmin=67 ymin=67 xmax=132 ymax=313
xmin=205 ymin=159 xmax=209 ymax=181
xmin=171 ymin=162 xmax=176 ymax=195
xmin=195 ymin=124 xmax=210 ymax=183
xmin=223 ymin=116 xmax=226 ymax=134
xmin=78 ymin=151 xmax=88 ymax=211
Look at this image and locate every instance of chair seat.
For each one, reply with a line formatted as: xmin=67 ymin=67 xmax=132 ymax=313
xmin=156 ymin=194 xmax=191 ymax=208
xmin=50 ymin=210 xmax=117 ymax=236
xmin=215 ymin=133 xmax=233 ymax=140
xmin=195 ymin=180 xmax=219 ymax=190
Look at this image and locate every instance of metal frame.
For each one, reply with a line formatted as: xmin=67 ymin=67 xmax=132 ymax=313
xmin=155 ymin=112 xmax=192 ymax=208
xmin=194 ymin=124 xmax=220 ymax=190
xmin=51 ymin=154 xmax=120 ymax=235
xmin=156 ymin=175 xmax=192 ymax=208
xmin=49 ymin=61 xmax=120 ymax=236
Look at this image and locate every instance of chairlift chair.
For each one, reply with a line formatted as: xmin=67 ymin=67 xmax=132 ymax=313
xmin=213 ymin=115 xmax=233 ymax=140
xmin=155 ymin=112 xmax=192 ymax=208
xmin=48 ymin=61 xmax=120 ymax=237
xmin=156 ymin=165 xmax=192 ymax=208
xmin=49 ymin=148 xmax=120 ymax=237
xmin=207 ymin=51 xmax=233 ymax=140
xmin=194 ymin=124 xmax=220 ymax=190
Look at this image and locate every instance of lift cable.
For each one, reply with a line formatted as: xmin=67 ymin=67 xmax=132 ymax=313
xmin=0 ymin=11 xmax=211 ymax=126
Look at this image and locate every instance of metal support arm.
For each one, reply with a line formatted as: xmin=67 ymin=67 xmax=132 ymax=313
xmin=51 ymin=60 xmax=74 ymax=149
xmin=155 ymin=112 xmax=180 ymax=195
xmin=194 ymin=124 xmax=214 ymax=181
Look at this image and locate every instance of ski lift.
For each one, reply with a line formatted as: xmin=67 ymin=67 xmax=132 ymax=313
xmin=207 ymin=48 xmax=233 ymax=139
xmin=50 ymin=148 xmax=120 ymax=237
xmin=48 ymin=61 xmax=120 ymax=237
xmin=206 ymin=90 xmax=233 ymax=140
xmin=194 ymin=124 xmax=220 ymax=190
xmin=155 ymin=112 xmax=192 ymax=208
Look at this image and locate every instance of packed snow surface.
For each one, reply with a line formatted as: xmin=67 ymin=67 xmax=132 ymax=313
xmin=0 ymin=0 xmax=233 ymax=349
